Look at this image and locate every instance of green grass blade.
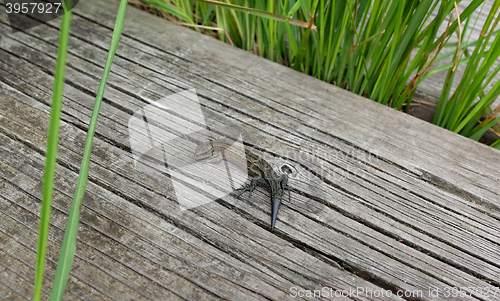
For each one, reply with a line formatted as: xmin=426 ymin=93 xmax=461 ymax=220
xmin=49 ymin=1 xmax=128 ymax=300
xmin=454 ymin=77 xmax=500 ymax=133
xmin=284 ymin=19 xmax=298 ymax=59
xmin=293 ymin=0 xmax=319 ymax=71
xmin=432 ymin=0 xmax=484 ymax=49
xmin=491 ymin=138 xmax=500 ymax=149
xmin=195 ymin=0 xmax=316 ymax=30
xmin=33 ymin=1 xmax=72 ymax=300
xmin=141 ymin=0 xmax=194 ymax=23
xmin=421 ymin=55 xmax=474 ymax=81
xmin=389 ymin=0 xmax=432 ymax=71
xmin=435 ymin=30 xmax=499 ymax=62
xmin=286 ymin=0 xmax=301 ymax=18
xmin=468 ymin=116 xmax=500 ymax=141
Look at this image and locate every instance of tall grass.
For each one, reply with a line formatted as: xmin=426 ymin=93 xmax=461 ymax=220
xmin=433 ymin=0 xmax=500 ymax=146
xmin=33 ymin=0 xmax=72 ymax=300
xmin=139 ymin=0 xmax=500 ymax=144
xmin=49 ymin=1 xmax=128 ymax=299
xmin=34 ymin=1 xmax=129 ymax=300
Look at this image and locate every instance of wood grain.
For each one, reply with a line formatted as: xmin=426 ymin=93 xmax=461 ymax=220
xmin=0 ymin=0 xmax=499 ymax=300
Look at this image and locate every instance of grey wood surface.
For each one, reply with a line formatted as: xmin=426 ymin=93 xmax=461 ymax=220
xmin=0 ymin=0 xmax=499 ymax=300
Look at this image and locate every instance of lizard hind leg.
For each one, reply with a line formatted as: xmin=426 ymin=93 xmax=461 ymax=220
xmin=276 ymin=174 xmax=296 ymax=202
xmin=283 ymin=184 xmax=298 ymax=202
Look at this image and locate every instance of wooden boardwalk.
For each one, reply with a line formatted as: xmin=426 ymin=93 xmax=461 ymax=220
xmin=1 ymin=0 xmax=500 ymax=300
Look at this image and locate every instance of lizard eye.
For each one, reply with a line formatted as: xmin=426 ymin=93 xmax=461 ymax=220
xmin=281 ymin=165 xmax=293 ymax=174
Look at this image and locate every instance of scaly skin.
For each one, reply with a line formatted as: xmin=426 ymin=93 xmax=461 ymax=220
xmin=194 ymin=140 xmax=293 ymax=231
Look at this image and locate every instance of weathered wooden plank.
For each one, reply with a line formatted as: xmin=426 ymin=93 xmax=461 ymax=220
xmin=64 ymin=0 xmax=497 ymax=211
xmin=0 ymin=207 xmax=153 ymax=301
xmin=0 ymin=278 xmax=28 ymax=301
xmin=0 ymin=261 xmax=46 ymax=301
xmin=0 ymin=242 xmax=89 ymax=301
xmin=33 ymin=1 xmax=494 ymax=209
xmin=0 ymin=264 xmax=41 ymax=301
xmin=2 ymin=4 xmax=499 ymax=281
xmin=3 ymin=8 xmax=500 ymax=227
xmin=1 ymin=0 xmax=500 ymax=300
xmin=0 ymin=186 xmax=232 ymax=301
xmin=0 ymin=129 xmax=299 ymax=300
xmin=0 ymin=249 xmax=52 ymax=301
xmin=0 ymin=94 xmax=394 ymax=300
xmin=0 ymin=47 xmax=493 ymax=300
xmin=0 ymin=229 xmax=108 ymax=301
xmin=0 ymin=15 xmax=488 ymax=278
xmin=0 ymin=47 xmax=386 ymax=298
xmin=70 ymin=0 xmax=500 ymax=177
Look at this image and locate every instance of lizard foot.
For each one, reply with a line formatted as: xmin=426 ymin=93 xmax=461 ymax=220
xmin=235 ymin=177 xmax=266 ymax=198
xmin=277 ymin=174 xmax=296 ymax=202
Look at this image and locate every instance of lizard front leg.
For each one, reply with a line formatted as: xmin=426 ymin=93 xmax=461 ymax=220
xmin=235 ymin=176 xmax=267 ymax=198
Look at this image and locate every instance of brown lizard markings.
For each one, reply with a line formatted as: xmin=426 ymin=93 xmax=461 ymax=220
xmin=194 ymin=140 xmax=294 ymax=231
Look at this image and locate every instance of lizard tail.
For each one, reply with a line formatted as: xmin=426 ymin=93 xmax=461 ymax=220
xmin=271 ymin=198 xmax=281 ymax=231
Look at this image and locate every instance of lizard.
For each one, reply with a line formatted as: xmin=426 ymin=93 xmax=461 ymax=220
xmin=193 ymin=140 xmax=294 ymax=231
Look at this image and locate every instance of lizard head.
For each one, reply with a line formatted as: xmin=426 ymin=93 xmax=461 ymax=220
xmin=194 ymin=141 xmax=223 ymax=163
